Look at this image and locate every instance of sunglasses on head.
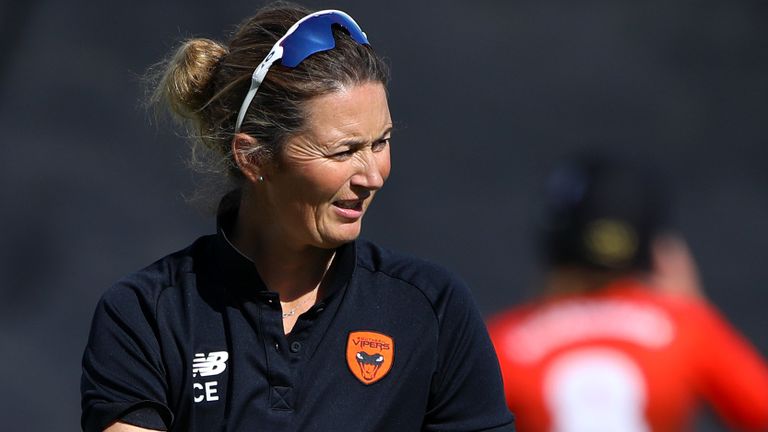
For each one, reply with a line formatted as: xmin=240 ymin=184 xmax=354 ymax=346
xmin=234 ymin=9 xmax=370 ymax=132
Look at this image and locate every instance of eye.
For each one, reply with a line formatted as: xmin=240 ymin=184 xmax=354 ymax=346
xmin=372 ymin=138 xmax=390 ymax=152
xmin=330 ymin=148 xmax=355 ymax=160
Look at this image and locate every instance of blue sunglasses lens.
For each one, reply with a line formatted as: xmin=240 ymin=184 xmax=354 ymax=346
xmin=280 ymin=13 xmax=369 ymax=68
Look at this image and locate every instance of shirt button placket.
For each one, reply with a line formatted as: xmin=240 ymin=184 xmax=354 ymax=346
xmin=259 ymin=294 xmax=294 ymax=413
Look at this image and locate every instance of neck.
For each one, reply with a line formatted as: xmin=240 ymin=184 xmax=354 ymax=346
xmin=231 ymin=187 xmax=336 ymax=301
xmin=544 ymin=266 xmax=634 ymax=296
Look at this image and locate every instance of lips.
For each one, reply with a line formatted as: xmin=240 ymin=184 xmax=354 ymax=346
xmin=332 ymin=197 xmax=366 ymax=219
xmin=333 ymin=199 xmax=363 ymax=210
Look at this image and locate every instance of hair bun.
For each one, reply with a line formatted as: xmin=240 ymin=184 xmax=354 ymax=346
xmin=159 ymin=38 xmax=228 ymax=118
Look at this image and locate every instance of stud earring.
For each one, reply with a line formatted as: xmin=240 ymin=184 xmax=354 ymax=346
xmin=258 ymin=175 xmax=264 ymax=182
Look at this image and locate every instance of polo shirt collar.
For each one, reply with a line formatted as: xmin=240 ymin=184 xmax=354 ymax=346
xmin=211 ymin=189 xmax=357 ymax=302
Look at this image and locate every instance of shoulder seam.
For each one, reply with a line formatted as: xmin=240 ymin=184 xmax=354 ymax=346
xmin=357 ymin=260 xmax=441 ymax=324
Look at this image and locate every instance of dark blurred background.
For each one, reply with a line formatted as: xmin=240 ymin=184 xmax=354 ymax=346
xmin=1 ymin=0 xmax=766 ymax=429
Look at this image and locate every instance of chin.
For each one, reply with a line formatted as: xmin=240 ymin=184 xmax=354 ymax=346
xmin=319 ymin=225 xmax=362 ymax=248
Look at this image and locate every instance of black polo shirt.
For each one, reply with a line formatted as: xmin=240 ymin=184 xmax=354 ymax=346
xmin=81 ymin=208 xmax=515 ymax=431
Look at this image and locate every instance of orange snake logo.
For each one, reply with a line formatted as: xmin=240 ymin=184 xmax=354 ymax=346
xmin=346 ymin=331 xmax=394 ymax=384
xmin=355 ymin=351 xmax=385 ymax=380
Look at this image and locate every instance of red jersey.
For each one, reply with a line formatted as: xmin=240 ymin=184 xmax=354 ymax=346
xmin=487 ymin=280 xmax=768 ymax=432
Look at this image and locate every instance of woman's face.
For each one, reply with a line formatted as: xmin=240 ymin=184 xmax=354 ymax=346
xmin=260 ymin=82 xmax=392 ymax=250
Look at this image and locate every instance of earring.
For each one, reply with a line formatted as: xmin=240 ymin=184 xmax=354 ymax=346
xmin=258 ymin=175 xmax=264 ymax=182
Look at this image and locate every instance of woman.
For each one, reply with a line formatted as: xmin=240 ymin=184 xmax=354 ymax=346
xmin=81 ymin=4 xmax=514 ymax=432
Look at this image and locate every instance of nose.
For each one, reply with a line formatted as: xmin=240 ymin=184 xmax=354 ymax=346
xmin=351 ymin=149 xmax=387 ymax=190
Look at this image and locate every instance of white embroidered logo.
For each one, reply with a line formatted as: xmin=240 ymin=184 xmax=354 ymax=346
xmin=192 ymin=351 xmax=229 ymax=377
xmin=192 ymin=351 xmax=229 ymax=403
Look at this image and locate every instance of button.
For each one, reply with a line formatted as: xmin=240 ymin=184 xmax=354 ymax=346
xmin=274 ymin=342 xmax=280 ymax=352
xmin=289 ymin=341 xmax=302 ymax=353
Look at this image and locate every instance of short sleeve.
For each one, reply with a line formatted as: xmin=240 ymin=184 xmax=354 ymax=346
xmin=423 ymin=278 xmax=516 ymax=431
xmin=81 ymin=284 xmax=172 ymax=431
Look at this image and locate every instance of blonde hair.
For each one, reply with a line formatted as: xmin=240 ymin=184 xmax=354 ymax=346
xmin=147 ymin=3 xmax=389 ymax=209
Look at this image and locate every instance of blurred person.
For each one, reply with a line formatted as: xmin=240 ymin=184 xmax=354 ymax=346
xmin=80 ymin=4 xmax=514 ymax=432
xmin=487 ymin=154 xmax=768 ymax=431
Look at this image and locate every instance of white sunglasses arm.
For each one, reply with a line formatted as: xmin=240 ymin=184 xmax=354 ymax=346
xmin=234 ymin=44 xmax=284 ymax=132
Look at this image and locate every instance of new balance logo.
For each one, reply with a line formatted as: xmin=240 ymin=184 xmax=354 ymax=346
xmin=192 ymin=351 xmax=229 ymax=377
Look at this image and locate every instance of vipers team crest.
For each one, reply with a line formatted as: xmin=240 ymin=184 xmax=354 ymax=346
xmin=346 ymin=331 xmax=394 ymax=385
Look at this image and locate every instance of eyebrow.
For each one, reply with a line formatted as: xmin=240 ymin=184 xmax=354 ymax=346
xmin=336 ymin=126 xmax=393 ymax=148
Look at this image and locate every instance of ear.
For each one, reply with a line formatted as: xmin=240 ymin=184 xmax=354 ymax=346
xmin=232 ymin=133 xmax=266 ymax=183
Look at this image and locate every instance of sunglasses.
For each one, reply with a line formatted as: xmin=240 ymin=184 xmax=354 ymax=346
xmin=234 ymin=9 xmax=370 ymax=132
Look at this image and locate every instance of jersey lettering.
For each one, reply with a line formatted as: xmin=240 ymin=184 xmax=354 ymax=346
xmin=193 ymin=381 xmax=219 ymax=403
xmin=506 ymin=300 xmax=674 ymax=363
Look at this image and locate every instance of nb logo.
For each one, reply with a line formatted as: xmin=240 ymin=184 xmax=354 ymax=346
xmin=192 ymin=351 xmax=229 ymax=377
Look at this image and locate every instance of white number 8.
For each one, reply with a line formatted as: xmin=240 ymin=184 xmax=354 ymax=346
xmin=544 ymin=348 xmax=650 ymax=432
